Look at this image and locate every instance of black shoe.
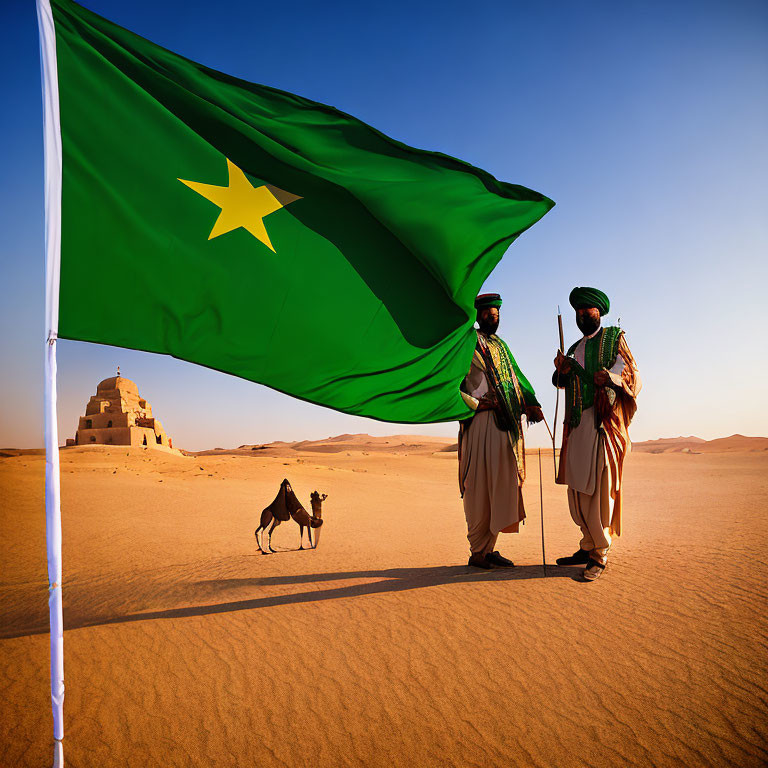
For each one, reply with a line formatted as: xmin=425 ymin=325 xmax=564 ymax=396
xmin=486 ymin=551 xmax=515 ymax=568
xmin=556 ymin=549 xmax=591 ymax=566
xmin=468 ymin=553 xmax=495 ymax=569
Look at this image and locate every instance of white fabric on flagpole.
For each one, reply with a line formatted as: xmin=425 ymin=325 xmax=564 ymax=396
xmin=45 ymin=340 xmax=64 ymax=767
xmin=37 ymin=0 xmax=65 ymax=765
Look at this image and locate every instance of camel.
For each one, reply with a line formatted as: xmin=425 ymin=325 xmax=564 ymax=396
xmin=255 ymin=479 xmax=328 ymax=553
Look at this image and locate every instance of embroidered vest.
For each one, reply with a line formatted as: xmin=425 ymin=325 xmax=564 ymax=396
xmin=564 ymin=326 xmax=622 ymax=428
xmin=476 ymin=333 xmax=526 ymax=441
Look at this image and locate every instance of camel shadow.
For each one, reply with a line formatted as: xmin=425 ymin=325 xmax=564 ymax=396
xmin=2 ymin=564 xmax=578 ymax=639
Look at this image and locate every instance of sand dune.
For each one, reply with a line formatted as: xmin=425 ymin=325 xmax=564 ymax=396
xmin=634 ymin=433 xmax=768 ymax=454
xmin=1 ymin=440 xmax=766 ymax=767
xmin=633 ymin=435 xmax=706 ymax=447
xmin=200 ymin=433 xmax=458 ymax=458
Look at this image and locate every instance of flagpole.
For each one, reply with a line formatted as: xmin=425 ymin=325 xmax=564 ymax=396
xmin=538 ymin=448 xmax=546 ymax=576
xmin=37 ymin=0 xmax=65 ymax=764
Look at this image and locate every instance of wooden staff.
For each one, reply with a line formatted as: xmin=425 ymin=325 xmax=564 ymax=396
xmin=538 ymin=447 xmax=546 ymax=576
xmin=552 ymin=306 xmax=564 ymax=477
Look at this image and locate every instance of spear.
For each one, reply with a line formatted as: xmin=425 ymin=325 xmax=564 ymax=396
xmin=552 ymin=306 xmax=564 ymax=477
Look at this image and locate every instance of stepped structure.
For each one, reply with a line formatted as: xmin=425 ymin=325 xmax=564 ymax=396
xmin=67 ymin=371 xmax=174 ymax=450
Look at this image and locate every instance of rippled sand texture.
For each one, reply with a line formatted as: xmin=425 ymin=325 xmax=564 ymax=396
xmin=1 ymin=442 xmax=766 ymax=767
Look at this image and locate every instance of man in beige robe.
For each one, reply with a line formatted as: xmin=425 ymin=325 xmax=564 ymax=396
xmin=553 ymin=287 xmax=641 ymax=581
xmin=459 ymin=293 xmax=543 ymax=569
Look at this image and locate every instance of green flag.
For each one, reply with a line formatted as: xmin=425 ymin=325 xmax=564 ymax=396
xmin=45 ymin=0 xmax=554 ymax=423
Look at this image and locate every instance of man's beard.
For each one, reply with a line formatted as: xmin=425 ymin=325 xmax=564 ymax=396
xmin=479 ymin=320 xmax=499 ymax=335
xmin=576 ymin=315 xmax=600 ymax=335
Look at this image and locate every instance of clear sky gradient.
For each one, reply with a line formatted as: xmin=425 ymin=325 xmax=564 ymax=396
xmin=1 ymin=0 xmax=766 ymax=450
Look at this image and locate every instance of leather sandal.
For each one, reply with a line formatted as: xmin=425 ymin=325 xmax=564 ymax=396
xmin=582 ymin=558 xmax=606 ymax=582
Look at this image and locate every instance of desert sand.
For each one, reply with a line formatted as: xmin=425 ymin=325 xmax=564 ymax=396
xmin=1 ymin=435 xmax=766 ymax=767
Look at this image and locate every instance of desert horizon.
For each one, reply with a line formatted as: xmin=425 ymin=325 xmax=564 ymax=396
xmin=3 ymin=430 xmax=767 ymax=457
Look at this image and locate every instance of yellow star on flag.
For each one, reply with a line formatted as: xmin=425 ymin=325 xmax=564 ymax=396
xmin=179 ymin=159 xmax=301 ymax=252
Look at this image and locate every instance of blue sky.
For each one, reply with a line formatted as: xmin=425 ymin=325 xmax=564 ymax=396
xmin=1 ymin=0 xmax=766 ymax=449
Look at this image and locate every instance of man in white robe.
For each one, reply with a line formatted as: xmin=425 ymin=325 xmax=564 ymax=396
xmin=553 ymin=287 xmax=641 ymax=581
xmin=459 ymin=293 xmax=543 ymax=569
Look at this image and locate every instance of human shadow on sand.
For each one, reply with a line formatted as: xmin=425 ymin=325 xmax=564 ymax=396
xmin=2 ymin=564 xmax=580 ymax=639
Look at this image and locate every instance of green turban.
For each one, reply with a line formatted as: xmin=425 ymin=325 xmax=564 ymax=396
xmin=475 ymin=293 xmax=502 ymax=309
xmin=569 ymin=287 xmax=610 ymax=316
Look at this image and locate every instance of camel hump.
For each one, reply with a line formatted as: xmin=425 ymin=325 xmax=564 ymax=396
xmin=261 ymin=479 xmax=294 ymax=520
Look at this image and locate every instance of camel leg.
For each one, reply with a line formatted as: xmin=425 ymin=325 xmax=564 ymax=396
xmin=298 ymin=524 xmax=306 ymax=550
xmin=308 ymin=527 xmax=313 ymax=549
xmin=268 ymin=519 xmax=280 ymax=553
xmin=256 ymin=509 xmax=274 ymax=555
xmin=254 ymin=525 xmax=265 ymax=553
